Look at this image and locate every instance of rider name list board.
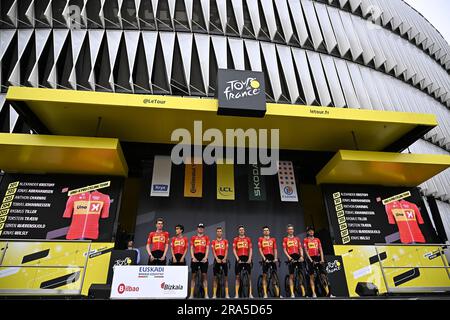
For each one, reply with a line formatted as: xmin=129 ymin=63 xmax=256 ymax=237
xmin=0 ymin=181 xmax=55 ymax=237
xmin=322 ymin=185 xmax=437 ymax=245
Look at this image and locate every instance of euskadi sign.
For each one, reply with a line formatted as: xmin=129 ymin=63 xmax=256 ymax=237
xmin=110 ymin=266 xmax=188 ymax=299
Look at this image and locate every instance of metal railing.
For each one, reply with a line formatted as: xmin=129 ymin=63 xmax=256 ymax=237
xmin=0 ymin=239 xmax=92 ymax=296
xmin=374 ymin=243 xmax=450 ymax=294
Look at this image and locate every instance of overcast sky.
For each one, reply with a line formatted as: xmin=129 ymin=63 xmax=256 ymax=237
xmin=404 ymin=0 xmax=450 ymax=44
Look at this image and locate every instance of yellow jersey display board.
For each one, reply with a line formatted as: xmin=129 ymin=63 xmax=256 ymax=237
xmin=334 ymin=245 xmax=450 ymax=297
xmin=0 ymin=241 xmax=113 ymax=296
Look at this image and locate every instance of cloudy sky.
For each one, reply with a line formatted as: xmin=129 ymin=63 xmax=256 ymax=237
xmin=404 ymin=0 xmax=450 ymax=44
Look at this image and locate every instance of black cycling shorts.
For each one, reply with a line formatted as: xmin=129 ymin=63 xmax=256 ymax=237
xmin=148 ymin=250 xmax=166 ymax=265
xmin=171 ymin=253 xmax=186 ymax=265
xmin=262 ymin=255 xmax=277 ymax=274
xmin=307 ymin=256 xmax=326 ymax=275
xmin=191 ymin=253 xmax=208 ymax=274
xmin=288 ymin=260 xmax=304 ymax=275
xmin=235 ymin=256 xmax=252 ymax=275
xmin=290 ymin=253 xmax=300 ymax=261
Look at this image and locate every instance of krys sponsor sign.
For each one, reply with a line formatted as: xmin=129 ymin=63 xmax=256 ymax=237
xmin=217 ymin=69 xmax=266 ymax=117
xmin=111 ymin=266 xmax=189 ymax=299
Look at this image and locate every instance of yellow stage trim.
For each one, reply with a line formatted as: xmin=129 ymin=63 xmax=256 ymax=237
xmin=317 ymin=150 xmax=450 ymax=187
xmin=6 ymin=87 xmax=437 ymax=152
xmin=0 ymin=133 xmax=128 ymax=176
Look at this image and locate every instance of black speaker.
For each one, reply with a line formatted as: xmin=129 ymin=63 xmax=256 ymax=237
xmin=88 ymin=284 xmax=112 ymax=299
xmin=355 ymin=282 xmax=379 ymax=296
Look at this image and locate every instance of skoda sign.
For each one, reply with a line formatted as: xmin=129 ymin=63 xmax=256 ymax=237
xmin=217 ymin=69 xmax=266 ymax=117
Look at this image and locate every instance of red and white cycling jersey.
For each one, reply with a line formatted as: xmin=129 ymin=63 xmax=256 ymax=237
xmin=385 ymin=200 xmax=425 ymax=244
xmin=63 ymin=191 xmax=110 ymax=240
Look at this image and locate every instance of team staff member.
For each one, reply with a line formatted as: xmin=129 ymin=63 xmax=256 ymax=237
xmin=170 ymin=224 xmax=188 ymax=265
xmin=146 ymin=218 xmax=169 ymax=265
xmin=258 ymin=226 xmax=279 ymax=299
xmin=304 ymin=226 xmax=329 ymax=298
xmin=126 ymin=240 xmax=141 ymax=264
xmin=233 ymin=225 xmax=254 ymax=299
xmin=211 ymin=227 xmax=230 ymax=299
xmin=282 ymin=224 xmax=305 ymax=298
xmin=189 ymin=223 xmax=210 ymax=299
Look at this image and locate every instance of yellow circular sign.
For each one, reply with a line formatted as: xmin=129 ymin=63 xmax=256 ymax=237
xmin=250 ymin=80 xmax=260 ymax=89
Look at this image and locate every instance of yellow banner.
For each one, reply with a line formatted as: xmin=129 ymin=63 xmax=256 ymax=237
xmin=382 ymin=191 xmax=411 ymax=205
xmin=217 ymin=163 xmax=235 ymax=200
xmin=68 ymin=181 xmax=111 ymax=196
xmin=184 ymin=162 xmax=203 ymax=198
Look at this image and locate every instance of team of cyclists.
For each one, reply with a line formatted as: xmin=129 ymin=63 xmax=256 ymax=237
xmin=145 ymin=218 xmax=331 ymax=298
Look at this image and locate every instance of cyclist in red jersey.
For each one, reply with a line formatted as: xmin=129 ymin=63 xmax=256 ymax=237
xmin=146 ymin=218 xmax=169 ymax=265
xmin=258 ymin=226 xmax=278 ymax=298
xmin=211 ymin=226 xmax=230 ymax=299
xmin=304 ymin=226 xmax=327 ymax=298
xmin=170 ymin=224 xmax=188 ymax=265
xmin=282 ymin=224 xmax=305 ymax=298
xmin=232 ymin=225 xmax=253 ymax=298
xmin=189 ymin=223 xmax=210 ymax=299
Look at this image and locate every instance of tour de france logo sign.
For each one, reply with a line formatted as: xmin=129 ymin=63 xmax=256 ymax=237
xmin=223 ymin=77 xmax=261 ymax=100
xmin=217 ymin=69 xmax=266 ymax=118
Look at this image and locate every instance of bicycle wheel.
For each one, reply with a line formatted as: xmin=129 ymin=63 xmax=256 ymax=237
xmin=193 ymin=271 xmax=199 ymax=298
xmin=257 ymin=275 xmax=264 ymax=298
xmin=218 ymin=272 xmax=226 ymax=298
xmin=268 ymin=271 xmax=280 ymax=298
xmin=239 ymin=270 xmax=250 ymax=298
xmin=295 ymin=269 xmax=306 ymax=297
xmin=194 ymin=270 xmax=204 ymax=298
xmin=305 ymin=273 xmax=313 ymax=297
xmin=319 ymin=274 xmax=330 ymax=297
xmin=314 ymin=272 xmax=323 ymax=297
xmin=284 ymin=275 xmax=290 ymax=297
xmin=215 ymin=275 xmax=221 ymax=298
